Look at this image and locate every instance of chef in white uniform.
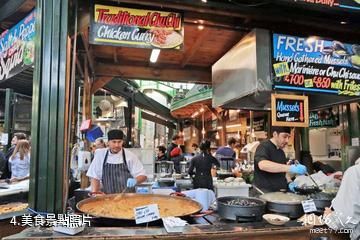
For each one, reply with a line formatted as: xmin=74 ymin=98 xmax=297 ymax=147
xmin=87 ymin=129 xmax=147 ymax=194
xmin=324 ymin=164 xmax=360 ymax=240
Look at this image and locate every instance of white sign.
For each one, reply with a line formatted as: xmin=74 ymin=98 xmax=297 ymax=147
xmin=352 ymin=137 xmax=359 ymax=147
xmin=134 ymin=204 xmax=160 ymax=224
xmin=301 ymin=199 xmax=317 ymax=213
xmin=0 ymin=133 xmax=8 ymax=145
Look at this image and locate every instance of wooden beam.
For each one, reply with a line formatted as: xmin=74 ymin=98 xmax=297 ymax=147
xmin=113 ymin=49 xmax=118 ymax=63
xmin=80 ymin=30 xmax=95 ymax=76
xmin=181 ymin=28 xmax=210 ymax=68
xmin=95 ymin=63 xmax=211 ymax=84
xmin=75 ymin=56 xmax=84 ymax=78
xmin=91 ymin=76 xmax=113 ymax=94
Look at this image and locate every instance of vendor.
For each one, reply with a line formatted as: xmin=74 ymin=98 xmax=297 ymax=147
xmin=324 ymin=163 xmax=360 ymax=240
xmin=87 ymin=129 xmax=147 ymax=194
xmin=155 ymin=145 xmax=167 ymax=161
xmin=254 ymin=126 xmax=307 ymax=193
xmin=188 ymin=140 xmax=220 ymax=190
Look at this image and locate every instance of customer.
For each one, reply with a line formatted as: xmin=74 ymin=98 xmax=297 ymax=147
xmin=156 ymin=145 xmax=167 ymax=161
xmin=188 ymin=140 xmax=220 ymax=190
xmin=254 ymin=126 xmax=307 ymax=193
xmin=166 ymin=134 xmax=184 ymax=173
xmin=191 ymin=143 xmax=201 ymax=156
xmin=215 ymin=137 xmax=237 ymax=160
xmin=9 ymin=140 xmax=31 ymax=182
xmin=1 ymin=133 xmax=27 ymax=179
xmin=323 ymin=164 xmax=360 ymax=240
xmin=94 ymin=138 xmax=106 ymax=149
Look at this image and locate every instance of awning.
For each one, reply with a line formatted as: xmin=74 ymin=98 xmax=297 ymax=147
xmin=104 ymin=78 xmax=176 ymax=123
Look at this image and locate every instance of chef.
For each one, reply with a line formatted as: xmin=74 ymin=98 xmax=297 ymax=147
xmin=87 ymin=129 xmax=147 ymax=194
xmin=188 ymin=140 xmax=220 ymax=190
xmin=254 ymin=126 xmax=307 ymax=193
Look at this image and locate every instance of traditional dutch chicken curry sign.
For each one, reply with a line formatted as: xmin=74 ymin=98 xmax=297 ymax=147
xmin=271 ymin=94 xmax=309 ymax=127
xmin=90 ymin=4 xmax=184 ymax=49
xmin=272 ymin=33 xmax=360 ymax=97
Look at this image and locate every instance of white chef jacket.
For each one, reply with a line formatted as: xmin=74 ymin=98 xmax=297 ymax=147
xmin=86 ymin=148 xmax=146 ymax=181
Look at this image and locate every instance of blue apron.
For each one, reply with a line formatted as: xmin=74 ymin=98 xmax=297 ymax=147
xmin=102 ymin=149 xmax=133 ymax=194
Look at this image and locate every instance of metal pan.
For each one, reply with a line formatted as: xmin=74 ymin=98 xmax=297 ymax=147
xmin=76 ymin=193 xmax=202 ymax=221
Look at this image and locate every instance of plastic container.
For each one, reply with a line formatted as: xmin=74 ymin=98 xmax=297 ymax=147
xmin=214 ymin=183 xmax=250 ymax=198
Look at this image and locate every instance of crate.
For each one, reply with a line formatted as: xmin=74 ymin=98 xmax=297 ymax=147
xmin=214 ymin=183 xmax=251 ymax=198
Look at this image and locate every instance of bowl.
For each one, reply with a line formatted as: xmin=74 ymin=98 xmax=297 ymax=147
xmin=262 ymin=214 xmax=290 ymax=225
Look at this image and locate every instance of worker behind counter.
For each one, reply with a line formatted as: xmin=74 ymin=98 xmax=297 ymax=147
xmin=188 ymin=140 xmax=220 ymax=190
xmin=87 ymin=129 xmax=147 ymax=194
xmin=254 ymin=126 xmax=307 ymax=193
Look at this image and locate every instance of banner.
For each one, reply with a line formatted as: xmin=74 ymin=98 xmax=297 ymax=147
xmin=286 ymin=0 xmax=360 ymax=11
xmin=90 ymin=4 xmax=184 ymax=49
xmin=272 ymin=33 xmax=360 ymax=97
xmin=271 ymin=94 xmax=309 ymax=127
xmin=0 ymin=10 xmax=35 ymax=82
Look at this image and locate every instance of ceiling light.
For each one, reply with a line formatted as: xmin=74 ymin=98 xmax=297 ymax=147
xmin=199 ymin=107 xmax=205 ymax=113
xmin=201 ymin=0 xmax=207 ymax=2
xmin=198 ymin=20 xmax=204 ymax=24
xmin=340 ymin=21 xmax=347 ymax=25
xmin=150 ymin=49 xmax=160 ymax=63
xmin=198 ymin=25 xmax=204 ymax=30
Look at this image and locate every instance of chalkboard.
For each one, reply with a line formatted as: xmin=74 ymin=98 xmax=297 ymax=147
xmin=271 ymin=94 xmax=309 ymax=127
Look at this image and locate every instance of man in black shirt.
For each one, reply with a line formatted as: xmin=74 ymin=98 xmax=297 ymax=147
xmin=254 ymin=126 xmax=307 ymax=193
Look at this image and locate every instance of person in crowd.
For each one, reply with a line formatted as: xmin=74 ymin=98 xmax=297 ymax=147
xmin=95 ymin=138 xmax=106 ymax=149
xmin=323 ymin=163 xmax=360 ymax=240
xmin=254 ymin=126 xmax=307 ymax=193
xmin=0 ymin=133 xmax=27 ymax=179
xmin=188 ymin=139 xmax=220 ymax=190
xmin=0 ymin=150 xmax=7 ymax=179
xmin=156 ymin=145 xmax=167 ymax=161
xmin=166 ymin=134 xmax=184 ymax=173
xmin=87 ymin=129 xmax=147 ymax=194
xmin=215 ymin=137 xmax=237 ymax=160
xmin=191 ymin=143 xmax=201 ymax=156
xmin=9 ymin=140 xmax=31 ymax=182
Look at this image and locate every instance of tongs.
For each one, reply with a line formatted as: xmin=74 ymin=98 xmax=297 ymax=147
xmin=306 ymin=172 xmax=320 ymax=189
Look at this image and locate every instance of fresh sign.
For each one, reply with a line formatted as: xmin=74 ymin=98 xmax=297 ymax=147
xmin=271 ymin=94 xmax=309 ymax=127
xmin=90 ymin=4 xmax=184 ymax=49
xmin=0 ymin=10 xmax=35 ymax=82
xmin=272 ymin=33 xmax=360 ymax=97
xmin=134 ymin=204 xmax=160 ymax=224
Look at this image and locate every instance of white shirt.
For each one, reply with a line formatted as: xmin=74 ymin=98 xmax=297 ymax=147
xmin=9 ymin=153 xmax=30 ymax=178
xmin=86 ymin=148 xmax=146 ymax=181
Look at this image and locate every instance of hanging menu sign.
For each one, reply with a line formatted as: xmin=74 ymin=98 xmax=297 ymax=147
xmin=272 ymin=33 xmax=360 ymax=97
xmin=271 ymin=94 xmax=309 ymax=127
xmin=0 ymin=10 xmax=35 ymax=82
xmin=90 ymin=4 xmax=184 ymax=49
xmin=309 ymin=109 xmax=339 ymax=128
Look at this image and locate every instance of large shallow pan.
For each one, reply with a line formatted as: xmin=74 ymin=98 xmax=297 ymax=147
xmin=77 ymin=193 xmax=202 ymax=221
xmin=217 ymin=196 xmax=266 ymax=221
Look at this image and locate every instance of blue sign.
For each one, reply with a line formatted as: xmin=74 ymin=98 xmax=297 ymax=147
xmin=0 ymin=10 xmax=35 ymax=81
xmin=272 ymin=33 xmax=360 ymax=97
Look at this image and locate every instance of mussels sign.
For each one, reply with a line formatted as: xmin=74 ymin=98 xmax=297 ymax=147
xmin=271 ymin=94 xmax=309 ymax=127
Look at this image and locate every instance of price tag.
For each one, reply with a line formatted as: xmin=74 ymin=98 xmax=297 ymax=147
xmin=134 ymin=204 xmax=160 ymax=224
xmin=301 ymin=199 xmax=317 ymax=213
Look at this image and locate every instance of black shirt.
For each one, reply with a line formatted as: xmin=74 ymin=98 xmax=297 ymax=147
xmin=188 ymin=152 xmax=220 ymax=176
xmin=254 ymin=140 xmax=288 ymax=192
